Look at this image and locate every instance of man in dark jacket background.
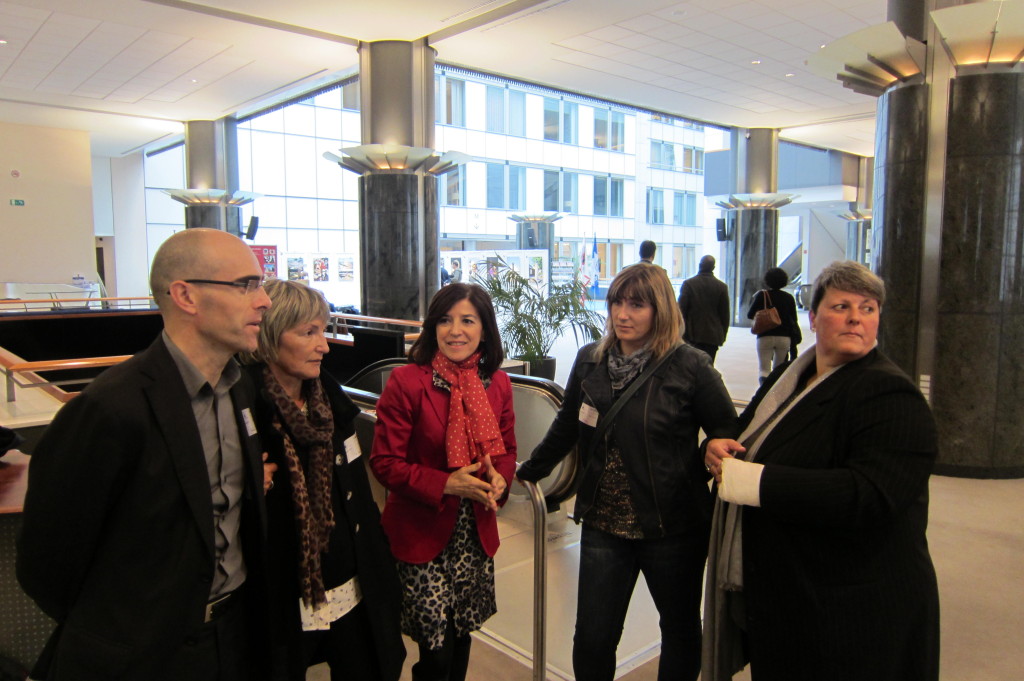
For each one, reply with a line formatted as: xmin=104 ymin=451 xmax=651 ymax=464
xmin=678 ymin=255 xmax=730 ymax=363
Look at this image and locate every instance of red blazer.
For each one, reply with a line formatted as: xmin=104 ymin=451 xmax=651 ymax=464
xmin=370 ymin=363 xmax=517 ymax=564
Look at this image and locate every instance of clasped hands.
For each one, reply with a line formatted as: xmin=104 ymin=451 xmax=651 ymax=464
xmin=444 ymin=454 xmax=507 ymax=512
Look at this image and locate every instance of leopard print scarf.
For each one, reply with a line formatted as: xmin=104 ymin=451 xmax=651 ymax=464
xmin=261 ymin=365 xmax=335 ymax=608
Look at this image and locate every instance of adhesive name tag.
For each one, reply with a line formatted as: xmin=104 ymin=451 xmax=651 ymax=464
xmin=578 ymin=403 xmax=599 ymax=428
xmin=344 ymin=434 xmax=362 ymax=463
xmin=241 ymin=408 xmax=257 ymax=437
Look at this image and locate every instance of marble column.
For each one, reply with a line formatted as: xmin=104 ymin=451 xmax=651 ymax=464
xmin=722 ymin=128 xmax=782 ymax=327
xmin=729 ymin=209 xmax=778 ymax=326
xmin=872 ymin=83 xmax=928 ymax=377
xmin=930 ymin=72 xmax=1024 ymax=478
xmin=356 ymin=40 xmax=439 ymax=320
xmin=869 ymin=0 xmax=1024 ymax=477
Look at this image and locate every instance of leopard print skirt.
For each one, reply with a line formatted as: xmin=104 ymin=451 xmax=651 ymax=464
xmin=396 ymin=499 xmax=496 ymax=650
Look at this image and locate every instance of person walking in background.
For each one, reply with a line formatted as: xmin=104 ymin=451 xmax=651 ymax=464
xmin=450 ymin=259 xmax=463 ymax=283
xmin=747 ymin=267 xmax=801 ymax=383
xmin=678 ymin=255 xmax=730 ymax=363
xmin=639 ymin=239 xmax=658 ymax=263
xmin=518 ymin=263 xmax=736 ymax=681
xmin=370 ymin=283 xmax=516 ymax=681
xmin=441 ymin=264 xmax=452 ymax=286
xmin=703 ymin=261 xmax=939 ymax=681
xmin=18 ymin=229 xmax=273 ymax=681
xmin=242 ymin=279 xmax=405 ymax=681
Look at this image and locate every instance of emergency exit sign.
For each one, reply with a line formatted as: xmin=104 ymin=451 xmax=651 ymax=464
xmin=9 ymin=199 xmax=25 ymax=206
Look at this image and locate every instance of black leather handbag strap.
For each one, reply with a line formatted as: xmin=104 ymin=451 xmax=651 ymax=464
xmin=589 ymin=344 xmax=678 ymax=447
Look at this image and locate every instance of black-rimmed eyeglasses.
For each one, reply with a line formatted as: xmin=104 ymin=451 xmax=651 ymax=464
xmin=183 ymin=277 xmax=264 ymax=294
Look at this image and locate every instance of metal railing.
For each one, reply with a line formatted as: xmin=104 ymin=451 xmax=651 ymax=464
xmin=518 ymin=476 xmax=548 ymax=681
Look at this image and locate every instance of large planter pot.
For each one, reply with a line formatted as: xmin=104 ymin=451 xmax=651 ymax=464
xmin=520 ymin=356 xmax=556 ymax=380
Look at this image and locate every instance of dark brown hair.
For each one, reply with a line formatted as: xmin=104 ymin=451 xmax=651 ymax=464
xmin=408 ymin=283 xmax=504 ymax=376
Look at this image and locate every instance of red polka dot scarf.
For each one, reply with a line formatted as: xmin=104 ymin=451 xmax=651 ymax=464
xmin=431 ymin=350 xmax=506 ymax=469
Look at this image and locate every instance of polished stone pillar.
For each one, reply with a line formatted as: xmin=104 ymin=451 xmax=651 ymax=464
xmin=870 ymin=0 xmax=1024 ymax=477
xmin=872 ymin=83 xmax=928 ymax=377
xmin=930 ymin=72 xmax=1024 ymax=478
xmin=183 ymin=119 xmax=240 ymax=233
xmin=722 ymin=128 xmax=781 ymax=327
xmin=357 ymin=40 xmax=438 ymax=320
xmin=726 ymin=209 xmax=778 ymax=326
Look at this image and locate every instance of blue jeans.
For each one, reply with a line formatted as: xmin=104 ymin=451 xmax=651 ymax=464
xmin=573 ymin=524 xmax=709 ymax=681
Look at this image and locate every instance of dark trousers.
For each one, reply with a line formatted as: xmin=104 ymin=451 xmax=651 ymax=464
xmin=300 ymin=603 xmax=385 ymax=681
xmin=691 ymin=342 xmax=719 ymax=363
xmin=573 ymin=525 xmax=709 ymax=681
xmin=160 ymin=590 xmax=251 ymax=681
xmin=411 ymin=618 xmax=472 ymax=681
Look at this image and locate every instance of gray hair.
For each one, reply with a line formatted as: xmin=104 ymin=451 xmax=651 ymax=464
xmin=240 ymin=279 xmax=329 ymax=365
xmin=810 ymin=261 xmax=886 ymax=313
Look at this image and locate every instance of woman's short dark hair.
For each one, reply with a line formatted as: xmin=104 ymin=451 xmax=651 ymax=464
xmin=408 ymin=283 xmax=504 ymax=376
xmin=810 ymin=260 xmax=886 ymax=313
xmin=764 ymin=267 xmax=789 ymax=290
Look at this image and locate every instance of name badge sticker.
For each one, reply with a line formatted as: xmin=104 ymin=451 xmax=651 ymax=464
xmin=344 ymin=434 xmax=362 ymax=463
xmin=241 ymin=408 xmax=257 ymax=437
xmin=578 ymin=403 xmax=599 ymax=428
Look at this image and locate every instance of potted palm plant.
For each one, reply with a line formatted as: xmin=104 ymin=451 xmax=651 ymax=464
xmin=473 ymin=255 xmax=604 ymax=379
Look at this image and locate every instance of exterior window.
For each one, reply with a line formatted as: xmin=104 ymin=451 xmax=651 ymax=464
xmin=543 ymin=98 xmax=560 ymax=141
xmin=508 ymin=90 xmax=526 ymax=136
xmin=486 ymin=163 xmax=525 ymax=210
xmin=561 ymin=172 xmax=578 ymax=213
xmin=593 ymin=177 xmax=623 ymax=217
xmin=594 ymin=176 xmax=608 ymax=215
xmin=436 ymin=76 xmax=465 ymax=127
xmin=508 ymin=165 xmax=525 ymax=210
xmin=683 ymin=146 xmax=705 ymax=174
xmin=647 ymin=188 xmax=665 ymax=224
xmin=543 ymin=169 xmax=559 ymax=211
xmin=486 ymin=163 xmax=505 ymax=209
xmin=673 ymin=191 xmax=697 ymax=225
xmin=651 ymin=141 xmax=675 ymax=169
xmin=341 ymin=81 xmax=360 ymax=110
xmin=486 ymin=86 xmax=505 ymax=133
xmin=594 ymin=109 xmax=608 ymax=149
xmin=610 ymin=112 xmax=625 ymax=151
xmin=441 ymin=166 xmax=465 ymax=206
xmin=610 ymin=178 xmax=624 ymax=217
xmin=562 ymin=101 xmax=578 ymax=144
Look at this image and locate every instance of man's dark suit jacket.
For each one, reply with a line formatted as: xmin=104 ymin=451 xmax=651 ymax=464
xmin=678 ymin=271 xmax=731 ymax=347
xmin=16 ymin=337 xmax=268 ymax=681
xmin=738 ymin=349 xmax=939 ymax=681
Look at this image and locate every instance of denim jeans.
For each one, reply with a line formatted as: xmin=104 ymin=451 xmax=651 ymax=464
xmin=573 ymin=524 xmax=710 ymax=681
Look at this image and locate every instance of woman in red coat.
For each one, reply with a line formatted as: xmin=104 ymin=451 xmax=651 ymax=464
xmin=370 ymin=283 xmax=517 ymax=681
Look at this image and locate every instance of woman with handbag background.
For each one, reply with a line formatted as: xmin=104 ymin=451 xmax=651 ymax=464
xmin=517 ymin=262 xmax=736 ymax=681
xmin=747 ymin=267 xmax=801 ymax=384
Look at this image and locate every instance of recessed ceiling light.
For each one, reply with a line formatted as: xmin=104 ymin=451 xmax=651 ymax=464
xmin=785 ymin=73 xmax=795 ymax=77
xmin=820 ymin=43 xmax=827 ymax=49
xmin=751 ymin=59 xmax=761 ymax=65
xmin=0 ymin=39 xmax=8 ymax=45
xmin=191 ymin=79 xmax=198 ymax=83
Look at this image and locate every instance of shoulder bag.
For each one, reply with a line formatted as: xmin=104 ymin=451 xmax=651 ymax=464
xmin=750 ymin=289 xmax=782 ymax=335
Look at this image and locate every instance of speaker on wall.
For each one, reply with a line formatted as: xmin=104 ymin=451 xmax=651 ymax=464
xmin=245 ymin=216 xmax=259 ymax=240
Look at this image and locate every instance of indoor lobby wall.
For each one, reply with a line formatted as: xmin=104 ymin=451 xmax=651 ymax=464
xmin=0 ymin=122 xmax=95 ymax=284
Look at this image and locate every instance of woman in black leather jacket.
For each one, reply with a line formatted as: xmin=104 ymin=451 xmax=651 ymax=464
xmin=517 ymin=263 xmax=736 ymax=681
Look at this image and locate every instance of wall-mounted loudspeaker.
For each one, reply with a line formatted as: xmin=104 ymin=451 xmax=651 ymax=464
xmin=245 ymin=216 xmax=259 ymax=240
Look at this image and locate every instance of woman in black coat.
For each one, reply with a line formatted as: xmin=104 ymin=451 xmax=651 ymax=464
xmin=703 ymin=261 xmax=939 ymax=681
xmin=244 ymin=278 xmax=405 ymax=681
xmin=747 ymin=267 xmax=801 ymax=383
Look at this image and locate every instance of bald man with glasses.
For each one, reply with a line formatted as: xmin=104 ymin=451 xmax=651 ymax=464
xmin=18 ymin=229 xmax=275 ymax=681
